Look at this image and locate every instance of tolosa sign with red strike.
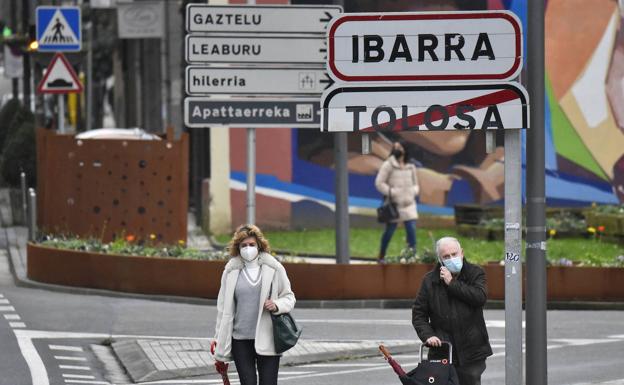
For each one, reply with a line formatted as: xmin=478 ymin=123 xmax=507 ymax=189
xmin=320 ymin=83 xmax=528 ymax=132
xmin=327 ymin=11 xmax=522 ymax=82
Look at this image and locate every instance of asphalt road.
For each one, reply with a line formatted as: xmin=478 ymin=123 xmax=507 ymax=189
xmin=1 ymin=249 xmax=623 ymax=385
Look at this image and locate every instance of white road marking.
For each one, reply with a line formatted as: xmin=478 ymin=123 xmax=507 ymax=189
xmin=59 ymin=365 xmax=91 ymax=371
xmin=10 ymin=322 xmax=26 ymax=328
xmin=0 ymin=305 xmax=15 ymax=311
xmin=301 ymin=363 xmax=386 ymax=368
xmin=51 ymin=345 xmax=84 ymax=352
xmin=296 ymin=319 xmax=517 ymax=328
xmin=4 ymin=314 xmax=20 ymax=320
xmin=139 ymin=381 xmax=238 ymax=385
xmin=55 ymin=356 xmax=87 ymax=362
xmin=62 ymin=374 xmax=96 ymax=379
xmin=0 ymin=298 xmax=9 ymax=304
xmin=0 ymin=294 xmax=4 ymax=298
xmin=63 ymin=381 xmax=110 ymax=384
xmin=14 ymin=329 xmax=50 ymax=385
xmin=279 ymin=360 xmax=422 ymax=382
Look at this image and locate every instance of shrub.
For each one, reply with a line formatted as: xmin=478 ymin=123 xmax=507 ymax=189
xmin=0 ymin=98 xmax=22 ymax=151
xmin=0 ymin=113 xmax=36 ymax=187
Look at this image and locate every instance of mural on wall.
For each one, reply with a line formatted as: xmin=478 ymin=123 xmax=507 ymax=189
xmin=227 ymin=0 xmax=624 ymax=230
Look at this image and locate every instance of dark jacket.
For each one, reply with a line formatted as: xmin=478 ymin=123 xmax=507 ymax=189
xmin=412 ymin=258 xmax=493 ymax=366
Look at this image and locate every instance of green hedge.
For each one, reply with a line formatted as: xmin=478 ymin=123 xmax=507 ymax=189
xmin=0 ymin=105 xmax=36 ymax=187
xmin=0 ymin=98 xmax=22 ymax=151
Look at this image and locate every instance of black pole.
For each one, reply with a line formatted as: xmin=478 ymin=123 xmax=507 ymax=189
xmin=10 ymin=0 xmax=19 ymax=100
xmin=21 ymin=0 xmax=31 ymax=111
xmin=526 ymin=1 xmax=547 ymax=384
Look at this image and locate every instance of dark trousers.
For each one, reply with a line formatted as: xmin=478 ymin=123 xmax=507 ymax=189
xmin=379 ymin=220 xmax=417 ymax=256
xmin=231 ymin=339 xmax=280 ymax=385
xmin=455 ymin=359 xmax=486 ymax=385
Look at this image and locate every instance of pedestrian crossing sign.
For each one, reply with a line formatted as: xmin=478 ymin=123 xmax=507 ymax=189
xmin=36 ymin=6 xmax=81 ymax=52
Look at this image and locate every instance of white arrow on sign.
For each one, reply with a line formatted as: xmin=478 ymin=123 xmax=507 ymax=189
xmin=321 ymin=83 xmax=528 ymax=132
xmin=186 ymin=66 xmax=333 ymax=96
xmin=185 ymin=34 xmax=326 ymax=65
xmin=186 ymin=4 xmax=342 ymax=34
xmin=327 ymin=11 xmax=522 ymax=82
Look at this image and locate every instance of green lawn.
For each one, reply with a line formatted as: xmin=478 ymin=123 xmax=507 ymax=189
xmin=215 ymin=227 xmax=624 ymax=266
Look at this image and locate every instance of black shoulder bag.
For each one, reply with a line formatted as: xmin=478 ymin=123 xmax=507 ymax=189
xmin=269 ymin=283 xmax=302 ymax=354
xmin=377 ymin=189 xmax=399 ymax=223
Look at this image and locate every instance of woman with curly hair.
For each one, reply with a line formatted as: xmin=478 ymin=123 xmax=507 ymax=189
xmin=210 ymin=224 xmax=296 ymax=385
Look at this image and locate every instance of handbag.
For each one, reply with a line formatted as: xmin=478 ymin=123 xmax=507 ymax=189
xmin=269 ymin=284 xmax=302 ymax=354
xmin=377 ymin=190 xmax=399 ymax=223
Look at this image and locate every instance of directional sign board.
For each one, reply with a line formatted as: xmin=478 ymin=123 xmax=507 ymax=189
xmin=37 ymin=53 xmax=83 ymax=94
xmin=321 ymin=83 xmax=528 ymax=132
xmin=186 ymin=4 xmax=342 ymax=34
xmin=327 ymin=11 xmax=522 ymax=82
xmin=185 ymin=97 xmax=320 ymax=128
xmin=186 ymin=66 xmax=333 ymax=96
xmin=36 ymin=6 xmax=81 ymax=52
xmin=185 ymin=35 xmax=326 ymax=65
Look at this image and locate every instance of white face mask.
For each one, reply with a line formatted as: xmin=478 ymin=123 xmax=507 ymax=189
xmin=240 ymin=246 xmax=259 ymax=262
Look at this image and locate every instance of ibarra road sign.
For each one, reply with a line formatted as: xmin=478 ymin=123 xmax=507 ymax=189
xmin=185 ymin=97 xmax=320 ymax=128
xmin=320 ymin=83 xmax=528 ymax=132
xmin=186 ymin=66 xmax=333 ymax=96
xmin=327 ymin=11 xmax=522 ymax=82
xmin=186 ymin=4 xmax=342 ymax=34
xmin=185 ymin=34 xmax=326 ymax=65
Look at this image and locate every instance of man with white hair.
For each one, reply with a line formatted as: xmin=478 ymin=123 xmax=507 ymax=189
xmin=412 ymin=237 xmax=492 ymax=385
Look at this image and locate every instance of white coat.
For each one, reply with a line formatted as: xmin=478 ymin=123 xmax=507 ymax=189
xmin=213 ymin=252 xmax=296 ymax=362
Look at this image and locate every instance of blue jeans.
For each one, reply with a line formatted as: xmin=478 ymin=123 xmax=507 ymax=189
xmin=379 ymin=220 xmax=416 ymax=257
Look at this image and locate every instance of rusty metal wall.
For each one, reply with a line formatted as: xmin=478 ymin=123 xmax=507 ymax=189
xmin=36 ymin=129 xmax=189 ymax=244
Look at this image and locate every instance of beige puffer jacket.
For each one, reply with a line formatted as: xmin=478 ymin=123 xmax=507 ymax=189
xmin=375 ymin=156 xmax=420 ymax=222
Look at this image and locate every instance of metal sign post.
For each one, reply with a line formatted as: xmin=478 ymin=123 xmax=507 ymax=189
xmin=526 ymin=0 xmax=547 ymax=384
xmin=247 ymin=126 xmax=256 ymax=225
xmin=504 ymin=129 xmax=523 ymax=385
xmin=58 ymin=95 xmax=65 ymax=133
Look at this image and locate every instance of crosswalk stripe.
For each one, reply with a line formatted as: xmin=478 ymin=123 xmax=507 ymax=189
xmin=0 ymin=294 xmax=4 ymax=298
xmin=63 ymin=381 xmax=110 ymax=384
xmin=51 ymin=345 xmax=84 ymax=352
xmin=55 ymin=356 xmax=87 ymax=361
xmin=0 ymin=299 xmax=9 ymax=304
xmin=60 ymin=365 xmax=91 ymax=371
xmin=10 ymin=322 xmax=26 ymax=328
xmin=0 ymin=306 xmax=15 ymax=312
xmin=63 ymin=374 xmax=95 ymax=379
xmin=4 ymin=314 xmax=20 ymax=320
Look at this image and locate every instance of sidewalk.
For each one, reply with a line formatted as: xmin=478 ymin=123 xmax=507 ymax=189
xmin=112 ymin=338 xmax=416 ymax=382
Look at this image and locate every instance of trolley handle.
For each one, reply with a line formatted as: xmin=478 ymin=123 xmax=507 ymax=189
xmin=420 ymin=340 xmax=453 ymax=364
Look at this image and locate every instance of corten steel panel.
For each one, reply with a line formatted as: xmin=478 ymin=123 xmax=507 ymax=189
xmin=36 ymin=129 xmax=189 ymax=244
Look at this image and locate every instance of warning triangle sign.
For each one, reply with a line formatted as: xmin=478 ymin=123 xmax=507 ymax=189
xmin=37 ymin=53 xmax=83 ymax=94
xmin=39 ymin=9 xmax=80 ymax=46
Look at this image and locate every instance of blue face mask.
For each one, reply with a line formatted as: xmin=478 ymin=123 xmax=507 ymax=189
xmin=443 ymin=256 xmax=463 ymax=274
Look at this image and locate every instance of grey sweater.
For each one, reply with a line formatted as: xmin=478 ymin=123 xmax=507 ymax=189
xmin=232 ymin=268 xmax=262 ymax=340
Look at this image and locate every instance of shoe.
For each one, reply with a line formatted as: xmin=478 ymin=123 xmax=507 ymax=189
xmin=378 ymin=258 xmax=387 ymax=265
